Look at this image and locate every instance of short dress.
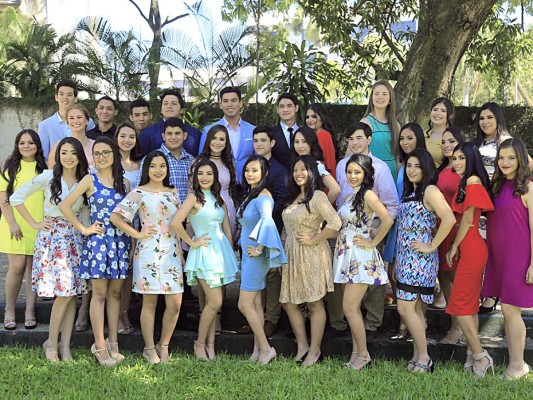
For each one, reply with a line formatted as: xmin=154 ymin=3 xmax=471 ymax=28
xmin=9 ymin=169 xmax=88 ymax=297
xmin=446 ymin=184 xmax=494 ymax=316
xmin=238 ymin=195 xmax=287 ymax=292
xmin=113 ymin=189 xmax=183 ymax=294
xmin=280 ymin=190 xmax=342 ymax=304
xmin=333 ymin=193 xmax=389 ymax=285
xmin=80 ymin=173 xmax=129 ymax=280
xmin=212 ymin=158 xmax=237 ymax=235
xmin=395 ymin=191 xmax=438 ymax=304
xmin=0 ymin=160 xmax=44 ymax=255
xmin=184 ymin=190 xmax=238 ymax=288
xmin=436 ymin=167 xmax=461 ymax=271
xmin=367 ymin=115 xmax=398 ymax=180
xmin=482 ymin=180 xmax=533 ymax=307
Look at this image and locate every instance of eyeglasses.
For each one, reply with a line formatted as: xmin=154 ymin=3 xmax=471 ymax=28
xmin=93 ymin=150 xmax=112 ymax=158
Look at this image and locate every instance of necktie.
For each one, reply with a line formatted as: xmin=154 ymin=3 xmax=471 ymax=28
xmin=287 ymin=127 xmax=294 ymax=146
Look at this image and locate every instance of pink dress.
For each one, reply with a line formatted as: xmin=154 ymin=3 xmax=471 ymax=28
xmin=212 ymin=158 xmax=236 ymax=235
xmin=482 ymin=179 xmax=533 ymax=307
xmin=436 ymin=167 xmax=460 ymax=271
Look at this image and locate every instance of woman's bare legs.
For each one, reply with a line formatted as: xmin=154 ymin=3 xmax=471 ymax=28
xmin=106 ymin=279 xmax=125 ymax=358
xmin=439 ymin=270 xmax=462 ymax=342
xmin=140 ymin=294 xmax=160 ymax=363
xmin=90 ymin=279 xmax=112 ymax=361
xmin=302 ymin=299 xmax=326 ymax=366
xmin=282 ymin=302 xmax=309 ymax=361
xmin=4 ymin=255 xmax=36 ymax=322
xmin=58 ymin=297 xmax=77 ymax=360
xmin=343 ymin=283 xmax=370 ymax=369
xmin=196 ymin=279 xmax=222 ymax=360
xmin=119 ymin=274 xmax=134 ymax=333
xmin=46 ymin=296 xmax=75 ymax=360
xmin=157 ymin=293 xmax=182 ymax=362
xmin=501 ymin=303 xmax=529 ymax=378
xmin=397 ymin=298 xmax=430 ymax=368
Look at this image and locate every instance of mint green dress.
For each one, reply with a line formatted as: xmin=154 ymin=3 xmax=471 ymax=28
xmin=367 ymin=115 xmax=397 ymax=180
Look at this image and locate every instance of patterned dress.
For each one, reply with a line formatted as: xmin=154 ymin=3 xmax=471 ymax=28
xmin=114 ymin=189 xmax=183 ymax=294
xmin=80 ymin=174 xmax=129 ymax=279
xmin=395 ymin=191 xmax=438 ymax=304
xmin=280 ymin=190 xmax=341 ymax=304
xmin=333 ymin=193 xmax=388 ymax=285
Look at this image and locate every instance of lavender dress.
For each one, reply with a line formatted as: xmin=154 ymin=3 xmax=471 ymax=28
xmin=482 ymin=179 xmax=533 ymax=307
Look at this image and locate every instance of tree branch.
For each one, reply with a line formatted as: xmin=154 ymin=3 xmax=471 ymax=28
xmin=128 ymin=0 xmax=152 ymax=28
xmin=162 ymin=13 xmax=189 ymax=28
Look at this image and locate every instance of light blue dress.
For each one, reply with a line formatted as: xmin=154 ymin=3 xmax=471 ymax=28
xmin=367 ymin=115 xmax=398 ymax=180
xmin=184 ymin=190 xmax=238 ymax=288
xmin=238 ymin=195 xmax=287 ymax=291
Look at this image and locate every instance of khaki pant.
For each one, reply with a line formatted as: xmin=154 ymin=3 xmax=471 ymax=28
xmin=264 ymin=269 xmax=282 ymax=324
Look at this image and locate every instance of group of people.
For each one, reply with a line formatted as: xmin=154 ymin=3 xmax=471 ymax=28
xmin=1 ymin=79 xmax=532 ymax=380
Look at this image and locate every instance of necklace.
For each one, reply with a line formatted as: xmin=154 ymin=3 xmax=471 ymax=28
xmin=211 ymin=155 xmax=221 ymax=159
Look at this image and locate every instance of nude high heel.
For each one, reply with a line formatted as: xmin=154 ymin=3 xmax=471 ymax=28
xmin=91 ymin=343 xmax=116 ymax=367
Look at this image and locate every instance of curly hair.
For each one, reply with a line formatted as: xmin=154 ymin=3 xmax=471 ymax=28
xmin=286 ymin=155 xmax=323 ymax=213
xmin=189 ymin=157 xmax=224 ymax=208
xmin=345 ymin=154 xmax=375 ymax=216
xmin=491 ymin=138 xmax=531 ymax=198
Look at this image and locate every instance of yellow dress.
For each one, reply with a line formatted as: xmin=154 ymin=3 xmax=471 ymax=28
xmin=280 ymin=190 xmax=342 ymax=304
xmin=0 ymin=160 xmax=44 ymax=255
xmin=426 ymin=134 xmax=443 ymax=168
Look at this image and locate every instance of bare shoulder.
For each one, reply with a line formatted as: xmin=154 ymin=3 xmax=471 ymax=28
xmin=466 ymin=176 xmax=482 ymax=186
xmin=259 ymin=188 xmax=272 ymax=198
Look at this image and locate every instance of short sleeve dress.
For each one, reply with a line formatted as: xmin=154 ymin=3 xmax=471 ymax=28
xmin=238 ymin=195 xmax=287 ymax=292
xmin=482 ymin=180 xmax=533 ymax=307
xmin=0 ymin=160 xmax=44 ymax=255
xmin=184 ymin=190 xmax=238 ymax=288
xmin=446 ymin=184 xmax=494 ymax=316
xmin=436 ymin=167 xmax=461 ymax=271
xmin=113 ymin=189 xmax=183 ymax=294
xmin=395 ymin=190 xmax=438 ymax=304
xmin=333 ymin=193 xmax=389 ymax=285
xmin=280 ymin=190 xmax=342 ymax=304
xmin=80 ymin=174 xmax=129 ymax=280
xmin=367 ymin=115 xmax=398 ymax=180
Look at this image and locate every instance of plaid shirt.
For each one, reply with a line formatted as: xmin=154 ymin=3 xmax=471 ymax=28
xmin=136 ymin=144 xmax=193 ymax=204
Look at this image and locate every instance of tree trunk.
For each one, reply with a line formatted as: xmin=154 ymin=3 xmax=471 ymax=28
xmin=148 ymin=0 xmax=162 ymax=102
xmin=517 ymin=82 xmax=532 ymax=106
xmin=395 ymin=0 xmax=497 ymax=124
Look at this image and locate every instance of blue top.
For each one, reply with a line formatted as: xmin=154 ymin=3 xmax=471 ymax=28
xmin=367 ymin=115 xmax=397 ymax=179
xmin=139 ymin=120 xmax=202 ymax=157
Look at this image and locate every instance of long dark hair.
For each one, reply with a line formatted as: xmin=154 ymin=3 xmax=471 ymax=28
xmin=138 ymin=150 xmax=174 ymax=188
xmin=346 ymin=154 xmax=375 ymax=216
xmin=238 ymin=155 xmax=270 ymax=219
xmin=453 ymin=142 xmax=491 ymax=204
xmin=306 ymin=103 xmax=339 ymax=160
xmin=426 ymin=97 xmax=455 ymax=136
xmin=471 ymin=102 xmax=509 ymax=147
xmin=398 ymin=122 xmax=426 ymax=163
xmin=50 ymin=137 xmax=89 ymax=205
xmin=437 ymin=127 xmax=466 ymax=172
xmin=291 ymin=126 xmax=324 ymax=164
xmin=492 ymin=138 xmax=530 ymax=198
xmin=199 ymin=124 xmax=237 ymax=203
xmin=286 ymin=155 xmax=323 ymax=213
xmin=1 ymin=129 xmax=47 ymax=198
xmin=402 ymin=149 xmax=438 ymax=200
xmin=93 ymin=136 xmax=126 ymax=195
xmin=114 ymin=122 xmax=143 ymax=162
xmin=190 ymin=157 xmax=224 ymax=208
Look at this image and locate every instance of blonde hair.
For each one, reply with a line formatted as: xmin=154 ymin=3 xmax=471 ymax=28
xmin=67 ymin=103 xmax=90 ymax=121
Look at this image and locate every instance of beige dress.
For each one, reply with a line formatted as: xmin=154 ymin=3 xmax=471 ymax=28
xmin=280 ymin=190 xmax=342 ymax=304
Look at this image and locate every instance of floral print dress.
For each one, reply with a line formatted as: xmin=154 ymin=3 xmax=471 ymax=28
xmin=333 ymin=193 xmax=388 ymax=285
xmin=114 ymin=189 xmax=183 ymax=294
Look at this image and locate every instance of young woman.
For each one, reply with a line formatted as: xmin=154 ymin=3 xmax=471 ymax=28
xmin=333 ymin=154 xmax=393 ymax=370
xmin=437 ymin=127 xmax=466 ymax=344
xmin=172 ymin=158 xmax=238 ymax=361
xmin=1 ymin=129 xmax=47 ymax=330
xmin=280 ymin=155 xmax=342 ymax=366
xmin=10 ymin=137 xmax=89 ymax=360
xmin=59 ymin=136 xmax=130 ymax=367
xmin=114 ymin=122 xmax=143 ymax=336
xmin=425 ymin=97 xmax=455 ymax=167
xmin=482 ymin=138 xmax=533 ymax=379
xmin=291 ymin=126 xmax=340 ymax=204
xmin=360 ymin=80 xmax=400 ymax=179
xmin=196 ymin=124 xmax=238 ymax=235
xmin=305 ymin=103 xmax=337 ymax=174
xmin=395 ymin=148 xmax=455 ymax=373
xmin=111 ymin=150 xmax=182 ymax=364
xmin=49 ymin=104 xmax=95 ymax=167
xmin=384 ymin=122 xmax=426 ymax=339
xmin=445 ymin=142 xmax=494 ymax=378
xmin=237 ymin=156 xmax=286 ymax=364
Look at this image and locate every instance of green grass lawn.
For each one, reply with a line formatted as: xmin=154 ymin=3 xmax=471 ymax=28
xmin=1 ymin=345 xmax=532 ymax=400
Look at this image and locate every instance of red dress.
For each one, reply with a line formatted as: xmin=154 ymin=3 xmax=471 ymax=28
xmin=446 ymin=184 xmax=494 ymax=316
xmin=437 ymin=167 xmax=461 ymax=271
xmin=316 ymin=129 xmax=337 ymax=174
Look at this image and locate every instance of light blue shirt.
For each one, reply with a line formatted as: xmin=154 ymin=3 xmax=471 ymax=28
xmin=38 ymin=111 xmax=95 ymax=160
xmin=279 ymin=121 xmax=299 ymax=146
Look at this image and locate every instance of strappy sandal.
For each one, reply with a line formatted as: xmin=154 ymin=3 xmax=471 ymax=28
xmin=343 ymin=351 xmax=357 ymax=368
xmin=42 ymin=340 xmax=59 ymax=362
xmin=91 ymin=343 xmax=116 ymax=367
xmin=348 ymin=354 xmax=372 ymax=371
xmin=142 ymin=347 xmax=160 ymax=364
xmin=105 ymin=338 xmax=125 ymax=363
xmin=24 ymin=313 xmax=37 ymax=330
xmin=3 ymin=311 xmax=16 ymax=330
xmin=412 ymin=358 xmax=434 ymax=373
xmin=440 ymin=328 xmax=464 ymax=345
xmin=155 ymin=343 xmax=170 ymax=363
xmin=473 ymin=350 xmax=494 ymax=378
xmin=464 ymin=350 xmax=473 ymax=372
xmin=193 ymin=340 xmax=209 ymax=361
xmin=75 ymin=309 xmax=89 ymax=332
xmin=118 ymin=309 xmax=134 ymax=335
xmin=407 ymin=359 xmax=417 ymax=371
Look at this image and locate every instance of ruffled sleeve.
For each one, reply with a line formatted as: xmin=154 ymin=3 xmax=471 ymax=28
xmin=316 ymin=161 xmax=330 ymax=177
xmin=248 ymin=195 xmax=287 ymax=268
xmin=312 ymin=190 xmax=342 ymax=231
xmin=452 ymin=184 xmax=494 ymax=213
xmin=10 ymin=170 xmax=52 ymax=206
xmin=112 ymin=190 xmax=144 ymax=223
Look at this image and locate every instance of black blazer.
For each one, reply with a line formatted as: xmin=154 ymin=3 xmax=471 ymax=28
xmin=271 ymin=124 xmax=292 ymax=170
xmin=268 ymin=156 xmax=289 ymax=234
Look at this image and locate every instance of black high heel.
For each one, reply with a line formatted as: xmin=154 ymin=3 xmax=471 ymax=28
xmin=295 ymin=350 xmax=309 ymax=364
xmin=479 ymin=297 xmax=499 ymax=314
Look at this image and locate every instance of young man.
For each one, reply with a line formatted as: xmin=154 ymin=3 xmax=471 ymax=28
xmin=86 ymin=96 xmax=118 ymax=140
xmin=335 ymin=121 xmax=399 ymax=340
xmin=139 ymin=89 xmax=202 ymax=157
xmin=129 ymin=99 xmax=152 ymax=132
xmin=38 ymin=79 xmax=95 ymax=159
xmin=271 ymin=93 xmax=300 ymax=170
xmin=199 ymin=86 xmax=255 ymax=183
